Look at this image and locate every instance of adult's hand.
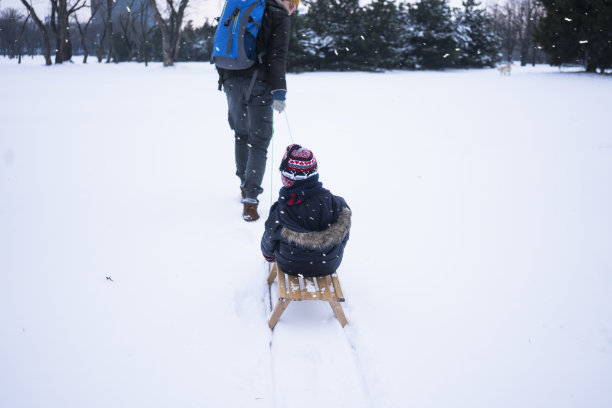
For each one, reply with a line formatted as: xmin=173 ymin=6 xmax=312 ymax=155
xmin=272 ymin=99 xmax=286 ymax=113
xmin=272 ymin=90 xmax=287 ymax=113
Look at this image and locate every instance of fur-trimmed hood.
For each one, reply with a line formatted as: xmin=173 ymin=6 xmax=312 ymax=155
xmin=261 ymin=188 xmax=351 ymax=277
xmin=280 ymin=208 xmax=351 ymax=250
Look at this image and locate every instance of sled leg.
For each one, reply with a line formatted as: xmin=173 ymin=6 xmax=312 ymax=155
xmin=328 ymin=298 xmax=348 ymax=327
xmin=268 ymin=299 xmax=290 ymax=329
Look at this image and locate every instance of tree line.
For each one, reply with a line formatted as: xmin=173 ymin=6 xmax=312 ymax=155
xmin=1 ymin=0 xmax=610 ymax=73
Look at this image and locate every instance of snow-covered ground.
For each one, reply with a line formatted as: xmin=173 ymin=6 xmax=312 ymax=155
xmin=1 ymin=57 xmax=611 ymax=408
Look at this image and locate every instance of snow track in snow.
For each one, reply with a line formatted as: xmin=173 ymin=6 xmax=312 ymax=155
xmin=265 ymin=265 xmax=369 ymax=408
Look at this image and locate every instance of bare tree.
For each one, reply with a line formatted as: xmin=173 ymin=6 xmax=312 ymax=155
xmin=17 ymin=14 xmax=30 ymax=63
xmin=489 ymin=0 xmax=516 ymax=62
xmin=490 ymin=0 xmax=545 ymax=65
xmin=19 ymin=0 xmax=52 ymax=65
xmin=105 ymin=0 xmax=114 ymax=62
xmin=501 ymin=0 xmax=520 ymax=62
xmin=50 ymin=0 xmax=87 ymax=63
xmin=93 ymin=0 xmax=119 ymax=62
xmin=529 ymin=4 xmax=544 ymax=66
xmin=95 ymin=21 xmax=107 ymax=62
xmin=149 ymin=0 xmax=189 ymax=66
xmin=74 ymin=2 xmax=99 ymax=63
xmin=133 ymin=0 xmax=155 ymax=65
xmin=118 ymin=0 xmax=137 ymax=60
xmin=516 ymin=0 xmax=543 ymax=66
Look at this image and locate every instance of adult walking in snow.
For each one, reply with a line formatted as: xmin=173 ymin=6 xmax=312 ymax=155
xmin=261 ymin=144 xmax=352 ymax=277
xmin=217 ymin=0 xmax=299 ymax=222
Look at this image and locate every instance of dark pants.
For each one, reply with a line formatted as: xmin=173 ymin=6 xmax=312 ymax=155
xmin=223 ymin=76 xmax=274 ymax=201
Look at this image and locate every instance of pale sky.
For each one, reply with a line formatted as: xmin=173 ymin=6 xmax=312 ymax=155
xmin=1 ymin=0 xmax=496 ymax=24
xmin=1 ymin=0 xmax=221 ymax=21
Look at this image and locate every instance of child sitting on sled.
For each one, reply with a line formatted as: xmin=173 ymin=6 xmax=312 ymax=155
xmin=261 ymin=144 xmax=351 ymax=277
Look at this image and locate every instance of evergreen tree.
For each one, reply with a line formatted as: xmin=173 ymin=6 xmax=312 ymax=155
xmin=455 ymin=0 xmax=501 ymax=67
xmin=360 ymin=0 xmax=406 ymax=70
xmin=287 ymin=10 xmax=317 ymax=71
xmin=299 ymin=0 xmax=368 ymax=71
xmin=179 ymin=19 xmax=214 ymax=61
xmin=407 ymin=0 xmax=458 ymax=69
xmin=536 ymin=0 xmax=612 ymax=73
xmin=0 ymin=8 xmax=25 ymax=58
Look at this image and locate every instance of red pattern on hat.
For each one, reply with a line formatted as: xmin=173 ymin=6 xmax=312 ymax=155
xmin=281 ymin=173 xmax=295 ymax=187
xmin=280 ymin=144 xmax=318 ymax=183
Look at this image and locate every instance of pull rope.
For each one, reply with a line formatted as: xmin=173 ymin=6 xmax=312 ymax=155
xmin=284 ymin=110 xmax=294 ymax=143
xmin=270 ymin=109 xmax=295 ymax=204
xmin=270 ymin=131 xmax=274 ymax=204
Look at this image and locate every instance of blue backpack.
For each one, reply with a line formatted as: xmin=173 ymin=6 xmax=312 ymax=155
xmin=212 ymin=0 xmax=266 ymax=70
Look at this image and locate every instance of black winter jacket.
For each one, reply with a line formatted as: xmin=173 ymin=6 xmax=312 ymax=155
xmin=261 ymin=176 xmax=351 ymax=277
xmin=217 ymin=1 xmax=290 ymax=93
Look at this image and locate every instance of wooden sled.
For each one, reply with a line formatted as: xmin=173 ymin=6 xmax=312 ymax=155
xmin=267 ymin=262 xmax=348 ymax=329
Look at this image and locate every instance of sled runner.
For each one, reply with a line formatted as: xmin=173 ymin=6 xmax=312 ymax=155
xmin=267 ymin=262 xmax=347 ymax=329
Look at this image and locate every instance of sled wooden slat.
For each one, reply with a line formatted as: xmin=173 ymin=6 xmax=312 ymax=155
xmin=297 ymin=276 xmax=310 ymax=300
xmin=324 ymin=276 xmax=333 ymax=296
xmin=287 ymin=275 xmax=302 ymax=300
xmin=303 ymin=277 xmax=319 ymax=300
xmin=316 ymin=276 xmax=332 ymax=301
xmin=267 ymin=262 xmax=348 ymax=329
xmin=275 ymin=264 xmax=288 ymax=301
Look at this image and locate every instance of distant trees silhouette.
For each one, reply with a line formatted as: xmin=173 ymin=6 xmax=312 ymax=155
xmin=536 ymin=0 xmax=612 ymax=73
xmin=2 ymin=0 xmax=610 ymax=73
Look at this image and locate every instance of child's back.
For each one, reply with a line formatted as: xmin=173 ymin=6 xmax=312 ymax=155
xmin=261 ymin=144 xmax=351 ymax=277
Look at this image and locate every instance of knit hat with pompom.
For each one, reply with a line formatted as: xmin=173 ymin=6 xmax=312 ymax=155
xmin=279 ymin=144 xmax=318 ymax=187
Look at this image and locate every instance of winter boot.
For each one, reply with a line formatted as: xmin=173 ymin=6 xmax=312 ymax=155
xmin=242 ymin=200 xmax=259 ymax=222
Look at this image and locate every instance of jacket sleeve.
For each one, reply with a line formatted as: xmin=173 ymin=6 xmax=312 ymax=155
xmin=266 ymin=8 xmax=290 ymax=92
xmin=261 ymin=202 xmax=283 ymax=260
